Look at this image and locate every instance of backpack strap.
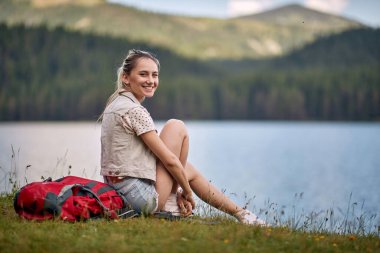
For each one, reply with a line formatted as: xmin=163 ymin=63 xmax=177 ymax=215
xmin=57 ymin=184 xmax=112 ymax=217
xmin=102 ymin=184 xmax=137 ymax=218
xmin=79 ymin=184 xmax=138 ymax=219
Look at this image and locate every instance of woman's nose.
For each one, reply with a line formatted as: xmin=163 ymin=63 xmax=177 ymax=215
xmin=147 ymin=76 xmax=154 ymax=84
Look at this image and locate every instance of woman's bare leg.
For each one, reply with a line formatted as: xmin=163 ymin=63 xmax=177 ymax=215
xmin=185 ymin=162 xmax=243 ymax=216
xmin=155 ymin=119 xmax=189 ymax=210
xmin=155 ymin=119 xmax=243 ymax=216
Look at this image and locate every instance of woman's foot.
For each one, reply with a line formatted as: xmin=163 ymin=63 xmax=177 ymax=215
xmin=235 ymin=209 xmax=267 ymax=226
xmin=162 ymin=193 xmax=181 ymax=216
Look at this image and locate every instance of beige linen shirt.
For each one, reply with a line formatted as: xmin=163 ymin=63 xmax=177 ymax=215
xmin=100 ymin=92 xmax=157 ymax=181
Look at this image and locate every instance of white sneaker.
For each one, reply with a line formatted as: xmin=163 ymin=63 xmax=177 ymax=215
xmin=163 ymin=193 xmax=181 ymax=216
xmin=236 ymin=209 xmax=267 ymax=226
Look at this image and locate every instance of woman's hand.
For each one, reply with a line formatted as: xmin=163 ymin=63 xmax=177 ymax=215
xmin=177 ymin=193 xmax=193 ymax=217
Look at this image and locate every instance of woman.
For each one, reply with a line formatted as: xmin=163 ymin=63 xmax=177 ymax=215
xmin=100 ymin=49 xmax=265 ymax=225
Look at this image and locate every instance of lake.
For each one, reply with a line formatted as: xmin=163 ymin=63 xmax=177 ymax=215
xmin=1 ymin=121 xmax=379 ymax=223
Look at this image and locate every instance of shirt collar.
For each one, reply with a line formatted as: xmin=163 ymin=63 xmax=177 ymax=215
xmin=119 ymin=91 xmax=140 ymax=105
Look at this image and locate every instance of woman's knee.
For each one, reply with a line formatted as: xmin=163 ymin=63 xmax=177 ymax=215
xmin=166 ymin=119 xmax=186 ymax=129
xmin=163 ymin=119 xmax=188 ymax=138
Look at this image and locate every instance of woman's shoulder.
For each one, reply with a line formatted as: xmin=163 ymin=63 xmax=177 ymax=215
xmin=106 ymin=95 xmax=141 ymax=114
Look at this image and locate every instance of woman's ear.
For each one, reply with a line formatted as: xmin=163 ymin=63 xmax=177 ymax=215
xmin=122 ymin=73 xmax=129 ymax=85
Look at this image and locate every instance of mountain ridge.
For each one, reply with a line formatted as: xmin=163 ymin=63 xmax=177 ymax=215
xmin=0 ymin=0 xmax=364 ymax=59
xmin=236 ymin=4 xmax=363 ymax=27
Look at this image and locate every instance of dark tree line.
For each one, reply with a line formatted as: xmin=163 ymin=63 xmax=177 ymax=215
xmin=0 ymin=23 xmax=379 ymax=121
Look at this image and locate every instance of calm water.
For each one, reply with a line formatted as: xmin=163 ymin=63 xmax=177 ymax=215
xmin=1 ymin=121 xmax=379 ymax=218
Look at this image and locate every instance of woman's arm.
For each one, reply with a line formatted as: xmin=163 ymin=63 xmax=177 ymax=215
xmin=140 ymin=130 xmax=195 ymax=208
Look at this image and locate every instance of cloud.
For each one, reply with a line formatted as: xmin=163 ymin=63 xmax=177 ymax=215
xmin=228 ymin=0 xmax=274 ymax=17
xmin=305 ymin=0 xmax=348 ymax=14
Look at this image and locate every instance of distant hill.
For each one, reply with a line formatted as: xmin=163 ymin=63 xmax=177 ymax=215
xmin=237 ymin=4 xmax=362 ymax=28
xmin=0 ymin=0 xmax=363 ymax=59
xmin=274 ymin=27 xmax=380 ymax=68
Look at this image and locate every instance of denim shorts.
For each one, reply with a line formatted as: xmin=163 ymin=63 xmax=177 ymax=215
xmin=105 ymin=177 xmax=158 ymax=215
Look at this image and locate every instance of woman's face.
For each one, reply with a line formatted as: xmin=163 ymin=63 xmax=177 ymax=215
xmin=122 ymin=57 xmax=159 ymax=102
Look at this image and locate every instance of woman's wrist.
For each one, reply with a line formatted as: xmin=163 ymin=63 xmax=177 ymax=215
xmin=181 ymin=190 xmax=195 ymax=208
xmin=182 ymin=188 xmax=192 ymax=198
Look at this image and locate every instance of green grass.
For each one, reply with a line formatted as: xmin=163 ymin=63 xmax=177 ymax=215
xmin=1 ymin=195 xmax=379 ymax=253
xmin=1 ymin=149 xmax=379 ymax=252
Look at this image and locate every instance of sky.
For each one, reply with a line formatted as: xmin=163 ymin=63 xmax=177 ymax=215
xmin=107 ymin=0 xmax=380 ymax=27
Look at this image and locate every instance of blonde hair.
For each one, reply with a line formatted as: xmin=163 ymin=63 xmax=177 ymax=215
xmin=98 ymin=49 xmax=160 ymax=120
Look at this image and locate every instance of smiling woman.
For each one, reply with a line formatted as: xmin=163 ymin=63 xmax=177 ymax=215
xmin=99 ymin=49 xmax=266 ymax=225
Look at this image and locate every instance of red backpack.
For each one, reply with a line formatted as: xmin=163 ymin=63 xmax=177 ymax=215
xmin=14 ymin=176 xmax=136 ymax=222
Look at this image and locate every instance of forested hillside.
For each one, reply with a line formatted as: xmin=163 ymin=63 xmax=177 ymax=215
xmin=0 ymin=0 xmax=363 ymax=59
xmin=0 ymin=23 xmax=214 ymax=120
xmin=211 ymin=28 xmax=380 ymax=120
xmin=0 ymin=24 xmax=379 ymax=121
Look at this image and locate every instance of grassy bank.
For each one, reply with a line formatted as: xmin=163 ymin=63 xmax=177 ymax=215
xmin=1 ymin=195 xmax=379 ymax=253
